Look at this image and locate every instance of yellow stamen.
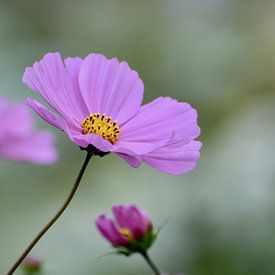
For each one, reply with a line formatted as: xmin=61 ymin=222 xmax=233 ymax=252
xmin=81 ymin=112 xmax=120 ymax=144
xmin=119 ymin=228 xmax=133 ymax=241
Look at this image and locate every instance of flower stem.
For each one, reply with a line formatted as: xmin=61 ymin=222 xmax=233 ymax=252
xmin=140 ymin=250 xmax=161 ymax=275
xmin=6 ymin=151 xmax=93 ymax=275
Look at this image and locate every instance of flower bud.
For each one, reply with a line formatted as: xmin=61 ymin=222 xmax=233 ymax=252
xmin=96 ymin=204 xmax=156 ymax=255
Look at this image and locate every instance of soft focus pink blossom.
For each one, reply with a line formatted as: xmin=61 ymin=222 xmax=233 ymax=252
xmin=23 ymin=52 xmax=201 ymax=175
xmin=96 ymin=205 xmax=153 ymax=247
xmin=0 ymin=96 xmax=57 ymax=164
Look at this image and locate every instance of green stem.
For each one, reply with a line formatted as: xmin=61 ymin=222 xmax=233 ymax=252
xmin=140 ymin=251 xmax=161 ymax=275
xmin=6 ymin=151 xmax=93 ymax=275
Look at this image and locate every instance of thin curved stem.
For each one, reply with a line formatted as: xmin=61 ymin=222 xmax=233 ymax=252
xmin=140 ymin=251 xmax=161 ymax=275
xmin=6 ymin=151 xmax=93 ymax=275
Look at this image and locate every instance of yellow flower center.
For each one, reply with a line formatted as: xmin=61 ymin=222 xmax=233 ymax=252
xmin=81 ymin=113 xmax=120 ymax=144
xmin=119 ymin=228 xmax=133 ymax=241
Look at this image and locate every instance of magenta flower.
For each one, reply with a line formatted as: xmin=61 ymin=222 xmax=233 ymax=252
xmin=0 ymin=96 xmax=57 ymax=164
xmin=96 ymin=205 xmax=163 ymax=274
xmin=96 ymin=205 xmax=154 ymax=251
xmin=23 ymin=52 xmax=201 ymax=175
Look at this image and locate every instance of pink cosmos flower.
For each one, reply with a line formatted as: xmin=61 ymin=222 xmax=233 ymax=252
xmin=23 ymin=52 xmax=201 ymax=175
xmin=0 ymin=96 xmax=57 ymax=164
xmin=96 ymin=205 xmax=153 ymax=248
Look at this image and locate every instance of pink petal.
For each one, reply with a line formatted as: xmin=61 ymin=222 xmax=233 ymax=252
xmin=141 ymin=140 xmax=202 ymax=175
xmin=112 ymin=205 xmax=129 ymax=229
xmin=26 ymin=98 xmax=65 ymax=130
xmin=0 ymin=132 xmax=58 ymax=164
xmin=113 ymin=140 xmax=167 ymax=155
xmin=140 ymin=210 xmax=153 ymax=232
xmin=112 ymin=205 xmax=150 ymax=239
xmin=113 ymin=97 xmax=200 ymax=155
xmin=116 ymin=153 xmax=141 ymax=168
xmin=65 ymin=124 xmax=113 ymax=152
xmin=95 ymin=215 xmax=128 ymax=247
xmin=22 ymin=52 xmax=85 ymax=121
xmin=0 ymin=102 xmax=34 ymax=136
xmin=79 ymin=53 xmax=144 ymax=124
xmin=64 ymin=57 xmax=89 ymax=115
xmin=0 ymin=97 xmax=58 ymax=164
xmin=124 ymin=205 xmax=149 ymax=239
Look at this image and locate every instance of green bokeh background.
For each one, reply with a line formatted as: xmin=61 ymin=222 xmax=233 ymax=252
xmin=1 ymin=1 xmax=275 ymax=274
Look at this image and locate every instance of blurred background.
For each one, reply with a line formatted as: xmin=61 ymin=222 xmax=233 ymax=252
xmin=0 ymin=0 xmax=275 ymax=274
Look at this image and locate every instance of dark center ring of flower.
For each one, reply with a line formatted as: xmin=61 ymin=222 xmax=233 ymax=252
xmin=81 ymin=112 xmax=120 ymax=144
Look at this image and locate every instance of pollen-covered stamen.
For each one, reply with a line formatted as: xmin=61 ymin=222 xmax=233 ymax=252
xmin=81 ymin=112 xmax=120 ymax=144
xmin=119 ymin=228 xmax=133 ymax=242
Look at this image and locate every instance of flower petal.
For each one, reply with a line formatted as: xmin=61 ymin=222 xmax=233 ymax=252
xmin=0 ymin=96 xmax=58 ymax=164
xmin=116 ymin=153 xmax=142 ymax=168
xmin=112 ymin=205 xmax=150 ymax=239
xmin=113 ymin=140 xmax=167 ymax=155
xmin=64 ymin=57 xmax=89 ymax=115
xmin=65 ymin=123 xmax=113 ymax=152
xmin=114 ymin=97 xmax=200 ymax=155
xmin=79 ymin=53 xmax=144 ymax=123
xmin=0 ymin=102 xmax=34 ymax=137
xmin=95 ymin=215 xmax=128 ymax=247
xmin=0 ymin=132 xmax=58 ymax=164
xmin=112 ymin=205 xmax=130 ymax=229
xmin=140 ymin=210 xmax=153 ymax=232
xmin=141 ymin=140 xmax=202 ymax=175
xmin=26 ymin=98 xmax=65 ymax=130
xmin=22 ymin=52 xmax=85 ymax=121
xmin=124 ymin=206 xmax=150 ymax=239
